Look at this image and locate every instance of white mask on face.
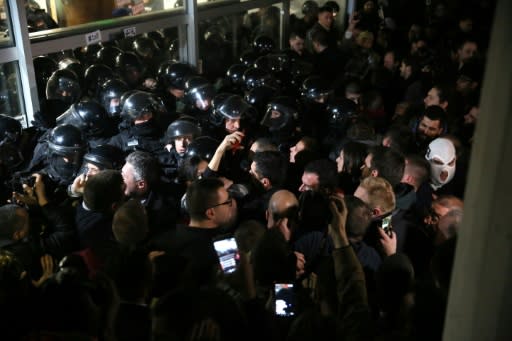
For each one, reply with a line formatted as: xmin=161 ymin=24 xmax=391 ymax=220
xmin=425 ymin=138 xmax=456 ymax=190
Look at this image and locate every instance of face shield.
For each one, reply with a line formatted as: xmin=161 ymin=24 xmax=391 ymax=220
xmin=46 ymin=75 xmax=81 ymax=104
xmin=189 ymin=84 xmax=215 ymax=111
xmin=261 ymin=104 xmax=293 ymax=132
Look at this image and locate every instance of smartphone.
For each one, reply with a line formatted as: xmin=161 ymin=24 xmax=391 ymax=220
xmin=274 ymin=283 xmax=295 ymax=317
xmin=213 ymin=237 xmax=240 ymax=274
xmin=381 ymin=215 xmax=393 ymax=237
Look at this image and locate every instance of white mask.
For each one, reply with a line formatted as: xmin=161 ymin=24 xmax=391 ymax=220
xmin=425 ymin=138 xmax=456 ymax=190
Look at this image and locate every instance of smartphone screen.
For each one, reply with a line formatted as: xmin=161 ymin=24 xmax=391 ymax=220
xmin=274 ymin=283 xmax=295 ymax=317
xmin=213 ymin=237 xmax=240 ymax=274
xmin=381 ymin=215 xmax=393 ymax=236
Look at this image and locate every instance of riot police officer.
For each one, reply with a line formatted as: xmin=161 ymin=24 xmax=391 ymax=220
xmin=107 ymin=91 xmax=165 ymax=155
xmin=97 ymin=78 xmax=130 ymax=124
xmin=157 ymin=117 xmax=201 ymax=181
xmin=44 ymin=69 xmax=81 ymax=125
xmin=37 ymin=124 xmax=86 ymax=199
xmin=300 ymin=75 xmax=333 ymax=139
xmin=56 ymin=98 xmax=114 ymax=147
xmin=157 ymin=61 xmax=195 ymax=112
xmin=260 ymin=96 xmax=301 ymax=151
xmin=183 ymin=76 xmax=216 ymax=128
xmin=323 ymin=97 xmax=359 ymax=149
xmin=68 ymin=144 xmax=124 ymax=198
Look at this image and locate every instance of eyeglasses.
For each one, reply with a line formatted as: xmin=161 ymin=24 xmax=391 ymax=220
xmin=209 ymin=198 xmax=233 ymax=209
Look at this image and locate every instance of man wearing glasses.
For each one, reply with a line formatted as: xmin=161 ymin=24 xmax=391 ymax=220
xmin=157 ymin=178 xmax=238 ymax=289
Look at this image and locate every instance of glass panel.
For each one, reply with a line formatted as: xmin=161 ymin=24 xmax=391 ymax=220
xmin=27 ymin=0 xmax=183 ymax=32
xmin=0 ymin=61 xmax=25 ymax=122
xmin=0 ymin=0 xmax=13 ymax=46
xmin=198 ymin=3 xmax=284 ymax=82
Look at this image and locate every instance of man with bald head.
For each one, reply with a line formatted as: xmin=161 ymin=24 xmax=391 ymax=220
xmin=255 ymin=190 xmax=305 ymax=281
xmin=266 ymin=190 xmax=299 ymax=242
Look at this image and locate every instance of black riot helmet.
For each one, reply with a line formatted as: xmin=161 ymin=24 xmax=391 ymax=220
xmin=243 ymin=67 xmax=273 ymax=91
xmin=157 ymin=62 xmax=194 ymax=91
xmin=261 ymin=96 xmax=299 ymax=132
xmin=0 ymin=114 xmax=22 ymax=145
xmin=56 ymin=99 xmax=109 ymax=137
xmin=253 ymin=36 xmax=275 ymax=56
xmin=79 ymin=44 xmax=102 ymax=65
xmin=226 ymin=64 xmax=248 ymax=87
xmin=245 ymin=85 xmax=278 ymax=117
xmin=96 ymin=46 xmax=123 ymax=69
xmin=144 ymin=31 xmax=166 ymax=49
xmin=254 ymin=54 xmax=290 ymax=74
xmin=184 ymin=76 xmax=215 ymax=111
xmin=46 ymin=69 xmax=81 ymax=104
xmin=326 ymin=98 xmax=358 ymax=128
xmin=165 ymin=118 xmax=201 ymax=142
xmin=239 ymin=50 xmax=259 ymax=67
xmin=115 ymin=52 xmax=145 ymax=88
xmin=213 ymin=94 xmax=257 ymax=127
xmin=324 ymin=1 xmax=340 ymax=14
xmin=58 ymin=58 xmax=84 ymax=86
xmin=121 ymin=91 xmax=166 ymax=122
xmin=33 ymin=55 xmax=58 ymax=97
xmin=84 ymin=64 xmax=114 ymax=97
xmin=290 ymin=60 xmax=314 ymax=88
xmin=185 ymin=136 xmax=219 ymax=161
xmin=166 ymin=39 xmax=180 ymax=61
xmin=47 ymin=124 xmax=86 ymax=181
xmin=47 ymin=124 xmax=86 ymax=164
xmin=98 ymin=78 xmax=130 ymax=118
xmin=301 ymin=76 xmax=332 ymax=102
xmin=83 ymin=145 xmax=124 ymax=170
xmin=132 ymin=36 xmax=159 ymax=61
xmin=302 ymin=0 xmax=319 ymax=16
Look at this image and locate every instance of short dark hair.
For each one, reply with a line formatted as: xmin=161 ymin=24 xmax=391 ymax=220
xmin=253 ymin=151 xmax=287 ymax=187
xmin=402 ymin=56 xmax=420 ymax=76
xmin=252 ymin=138 xmax=278 ymax=152
xmin=83 ymin=170 xmax=125 ymax=212
xmin=125 ymin=151 xmax=160 ymax=188
xmin=369 ymin=146 xmax=405 ymax=188
xmin=318 ymin=5 xmax=334 ymax=14
xmin=112 ymin=199 xmax=148 ymax=247
xmin=290 ymin=29 xmax=306 ymax=40
xmin=304 ymin=159 xmax=338 ymax=193
xmin=345 ymin=195 xmax=372 ymax=238
xmin=178 ymin=155 xmax=205 ymax=183
xmin=186 ymin=177 xmax=224 ymax=221
xmin=383 ymin=124 xmax=415 ymax=154
xmin=431 ymin=84 xmax=451 ymax=104
xmin=0 ymin=205 xmax=24 ymax=240
xmin=404 ymin=154 xmax=430 ymax=188
xmin=422 ymin=105 xmax=447 ymax=128
xmin=300 ymin=136 xmax=319 ymax=152
xmin=341 ymin=141 xmax=367 ymax=175
xmin=311 ymin=28 xmax=329 ymax=48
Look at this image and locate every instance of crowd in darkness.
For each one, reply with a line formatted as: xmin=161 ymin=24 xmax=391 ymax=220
xmin=0 ymin=0 xmax=496 ymax=340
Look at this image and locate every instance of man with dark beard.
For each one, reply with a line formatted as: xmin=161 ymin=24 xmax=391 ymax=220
xmin=413 ymin=105 xmax=447 ymax=152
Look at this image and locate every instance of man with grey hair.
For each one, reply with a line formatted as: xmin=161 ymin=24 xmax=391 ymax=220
xmin=121 ymin=151 xmax=178 ymax=239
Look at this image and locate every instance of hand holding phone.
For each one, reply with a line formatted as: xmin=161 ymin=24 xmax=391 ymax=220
xmin=274 ymin=283 xmax=295 ymax=317
xmin=213 ymin=237 xmax=240 ymax=274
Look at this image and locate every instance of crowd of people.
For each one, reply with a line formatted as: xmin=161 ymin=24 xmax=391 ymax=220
xmin=0 ymin=0 xmax=496 ymax=340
